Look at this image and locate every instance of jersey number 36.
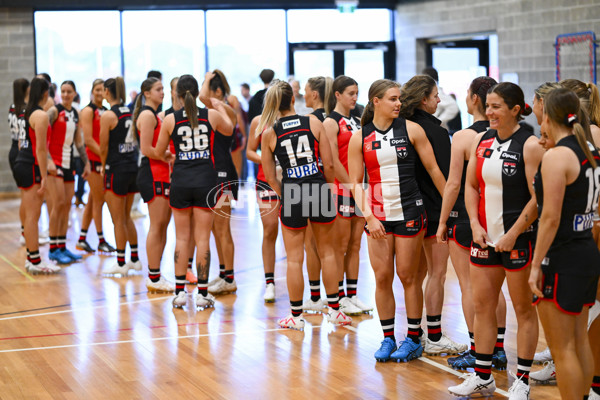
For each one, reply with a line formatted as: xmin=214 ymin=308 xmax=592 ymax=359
xmin=177 ymin=125 xmax=209 ymax=152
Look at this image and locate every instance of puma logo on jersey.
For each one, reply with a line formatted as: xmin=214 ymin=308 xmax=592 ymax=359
xmin=179 ymin=150 xmax=210 ymax=160
xmin=282 ymin=119 xmax=301 ymax=129
xmin=573 ymin=212 xmax=594 ymax=231
xmin=119 ymin=143 xmax=136 ymax=153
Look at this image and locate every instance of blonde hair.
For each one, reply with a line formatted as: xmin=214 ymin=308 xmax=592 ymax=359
xmin=560 ymin=79 xmax=600 ymax=126
xmin=361 ymin=79 xmax=401 ymax=127
xmin=307 ymin=76 xmax=333 ymax=115
xmin=255 ymin=80 xmax=293 ymax=137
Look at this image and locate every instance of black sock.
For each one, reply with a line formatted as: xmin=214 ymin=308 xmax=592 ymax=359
xmin=290 ymin=300 xmax=303 ymax=317
xmin=198 ymin=278 xmax=208 ymax=297
xmin=475 ymin=353 xmax=493 ymax=380
xmin=58 ymin=236 xmax=66 ymax=250
xmin=592 ymin=376 xmax=600 ymax=395
xmin=219 ymin=264 xmax=225 ymax=278
xmin=130 ymin=244 xmax=139 ymax=262
xmin=175 ymin=275 xmax=186 ymax=295
xmin=327 ymin=293 xmax=339 ymax=310
xmin=265 ymin=272 xmax=274 ymax=285
xmin=426 ymin=314 xmax=442 ymax=342
xmin=469 ymin=331 xmax=476 ymax=356
xmin=117 ymin=249 xmax=126 ymax=266
xmin=148 ymin=267 xmax=161 ymax=283
xmin=28 ymin=249 xmax=41 ymax=265
xmin=338 ymin=280 xmax=345 ymax=299
xmin=187 ymin=258 xmax=193 ymax=270
xmin=380 ymin=318 xmax=395 ymax=343
xmin=494 ymin=327 xmax=505 ymax=354
xmin=516 ymin=357 xmax=533 ymax=385
xmin=50 ymin=236 xmax=58 ymax=252
xmin=224 ymin=269 xmax=234 ymax=283
xmin=309 ymin=280 xmax=321 ymax=302
xmin=407 ymin=317 xmax=422 ymax=343
xmin=346 ymin=278 xmax=357 ymax=297
xmin=79 ymin=229 xmax=87 ymax=242
xmin=98 ymin=231 xmax=106 ymax=244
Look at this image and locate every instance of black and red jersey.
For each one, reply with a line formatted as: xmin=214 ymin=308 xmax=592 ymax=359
xmin=362 ymin=117 xmax=423 ymax=222
xmin=170 ymin=107 xmax=217 ymax=188
xmin=49 ymin=104 xmax=78 ymax=168
xmin=311 ymin=108 xmax=326 ymax=123
xmin=84 ymin=102 xmax=106 ymax=162
xmin=139 ymin=105 xmax=169 ymax=183
xmin=327 ymin=111 xmax=360 ymax=195
xmin=15 ymin=106 xmax=50 ymax=166
xmin=452 ymin=120 xmax=490 ymax=223
xmin=475 ymin=126 xmax=535 ymax=243
xmin=105 ymin=105 xmax=137 ymax=173
xmin=273 ymin=115 xmax=323 ymax=183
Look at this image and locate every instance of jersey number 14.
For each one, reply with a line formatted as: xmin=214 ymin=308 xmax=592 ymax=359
xmin=281 ymin=136 xmax=313 ymax=167
xmin=585 ymin=167 xmax=600 ymax=213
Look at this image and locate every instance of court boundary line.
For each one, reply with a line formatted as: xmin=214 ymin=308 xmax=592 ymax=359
xmin=1 ymin=255 xmax=35 ymax=282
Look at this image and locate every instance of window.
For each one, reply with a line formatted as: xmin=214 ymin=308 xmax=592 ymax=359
xmin=121 ymin=11 xmax=206 ymax=110
xmin=206 ymin=10 xmax=287 ymax=96
xmin=34 ymin=11 xmax=122 ymax=105
xmin=287 ymin=9 xmax=392 ymax=43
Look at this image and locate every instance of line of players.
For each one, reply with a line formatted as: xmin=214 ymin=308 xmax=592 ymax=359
xmin=8 ymin=70 xmax=600 ymax=399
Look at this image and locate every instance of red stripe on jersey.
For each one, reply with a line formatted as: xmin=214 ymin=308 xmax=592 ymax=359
xmin=476 ymin=139 xmax=494 ymax=232
xmin=363 ymin=132 xmax=383 ymax=218
xmin=147 ymin=116 xmax=169 ymax=182
xmin=119 ymin=113 xmax=131 ymax=119
xmin=277 ymin=128 xmax=310 ymax=139
xmin=210 ymin=130 xmax=215 ymax=168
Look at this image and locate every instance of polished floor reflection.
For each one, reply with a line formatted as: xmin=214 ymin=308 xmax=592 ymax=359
xmin=0 ymin=187 xmax=560 ymax=399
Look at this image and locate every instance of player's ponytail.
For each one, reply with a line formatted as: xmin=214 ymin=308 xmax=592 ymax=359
xmin=545 ymin=88 xmax=597 ymax=168
xmin=13 ymin=78 xmax=29 ymax=114
xmin=177 ymin=74 xmax=199 ymax=130
xmin=104 ymin=77 xmax=127 ymax=105
xmin=25 ymin=77 xmax=49 ymax=120
xmin=255 ymin=80 xmax=293 ymax=138
xmin=307 ymin=76 xmax=334 ymax=116
xmin=361 ymin=79 xmax=400 ymax=127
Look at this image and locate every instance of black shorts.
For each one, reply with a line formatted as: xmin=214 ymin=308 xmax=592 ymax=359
xmin=337 ymin=194 xmax=363 ymax=218
xmin=170 ymin=184 xmax=215 ymax=210
xmin=533 ymin=272 xmax=599 ymax=315
xmin=425 ymin=219 xmax=439 ymax=238
xmin=13 ymin=162 xmax=41 ymax=189
xmin=365 ymin=210 xmax=427 ymax=237
xmin=54 ymin=166 xmax=75 ymax=182
xmin=104 ymin=171 xmax=138 ymax=196
xmin=448 ymin=220 xmax=472 ymax=249
xmin=279 ymin=180 xmax=336 ymax=229
xmin=470 ymin=233 xmax=534 ymax=271
xmin=256 ymin=180 xmax=279 ymax=201
xmin=9 ymin=141 xmax=18 ymax=172
xmin=90 ymin=160 xmax=102 ymax=174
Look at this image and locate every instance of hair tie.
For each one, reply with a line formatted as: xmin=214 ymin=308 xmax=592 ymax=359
xmin=566 ymin=113 xmax=578 ymax=126
xmin=524 ymin=103 xmax=532 ymax=112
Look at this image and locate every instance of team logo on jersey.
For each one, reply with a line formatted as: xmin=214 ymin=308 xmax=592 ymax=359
xmin=510 ymin=250 xmax=527 ymax=260
xmin=500 ymin=151 xmax=521 ymax=162
xmin=371 ymin=141 xmax=381 ymax=150
xmin=282 ymin=119 xmax=301 ymax=130
xmin=502 ymin=161 xmax=517 ymax=176
xmin=406 ymin=220 xmax=415 ymax=228
xmin=396 ymin=146 xmax=408 ymax=159
xmin=390 ymin=137 xmax=407 ymax=146
xmin=416 ymin=199 xmax=423 ymax=206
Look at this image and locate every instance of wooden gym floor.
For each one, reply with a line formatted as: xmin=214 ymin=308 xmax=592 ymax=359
xmin=0 ymin=186 xmax=560 ymax=399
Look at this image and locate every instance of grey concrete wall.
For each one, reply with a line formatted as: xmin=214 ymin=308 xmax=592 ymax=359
xmin=396 ymin=0 xmax=600 ymax=127
xmin=0 ymin=7 xmax=35 ymax=192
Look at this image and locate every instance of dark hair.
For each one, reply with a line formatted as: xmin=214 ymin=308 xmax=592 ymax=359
xmin=469 ymin=76 xmax=498 ymax=114
xmin=177 ymin=74 xmax=199 ymax=129
xmin=307 ymin=76 xmax=333 ymax=115
xmin=61 ymin=80 xmax=77 ymax=92
xmin=132 ymin=77 xmax=160 ymax=141
xmin=147 ymin=70 xmax=162 ymax=80
xmin=421 ymin=66 xmax=439 ymax=82
xmin=329 ymin=75 xmax=358 ymax=113
xmin=361 ymin=79 xmax=401 ymax=127
xmin=545 ymin=88 xmax=596 ymax=168
xmin=209 ymin=69 xmax=231 ymax=97
xmin=241 ymin=83 xmax=250 ymax=90
xmin=399 ymin=74 xmax=437 ymax=118
xmin=74 ymin=93 xmax=80 ymax=103
xmin=255 ymin=80 xmax=293 ymax=137
xmin=13 ymin=78 xmax=29 ymax=114
xmin=25 ymin=77 xmax=49 ymax=119
xmin=259 ymin=69 xmax=275 ymax=84
xmin=104 ymin=77 xmax=126 ymax=105
xmin=488 ymin=82 xmax=532 ymax=121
